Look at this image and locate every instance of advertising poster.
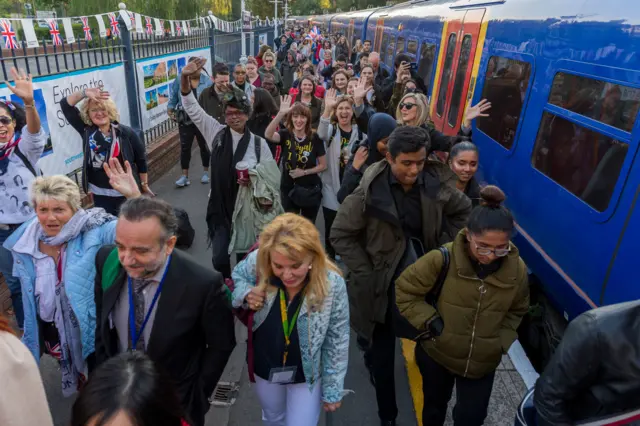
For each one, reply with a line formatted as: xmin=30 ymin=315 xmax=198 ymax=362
xmin=0 ymin=64 xmax=130 ymax=176
xmin=136 ymin=48 xmax=212 ymax=130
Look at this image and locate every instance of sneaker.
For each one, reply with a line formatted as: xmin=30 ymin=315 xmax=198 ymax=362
xmin=175 ymin=175 xmax=190 ymax=187
xmin=201 ymin=172 xmax=209 ymax=184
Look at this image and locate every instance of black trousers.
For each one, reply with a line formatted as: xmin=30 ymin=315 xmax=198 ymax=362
xmin=280 ymin=187 xmax=321 ymax=223
xmin=363 ymin=300 xmax=398 ymax=422
xmin=209 ymin=223 xmax=247 ymax=279
xmin=415 ymin=343 xmax=495 ymax=426
xmin=322 ymin=207 xmax=337 ymax=258
xmin=93 ymin=194 xmax=126 ymax=216
xmin=179 ymin=122 xmax=209 ymax=171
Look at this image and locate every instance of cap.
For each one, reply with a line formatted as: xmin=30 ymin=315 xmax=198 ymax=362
xmin=222 ymin=86 xmax=252 ymax=115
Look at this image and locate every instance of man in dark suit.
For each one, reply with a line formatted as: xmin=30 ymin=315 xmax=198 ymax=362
xmin=94 ymin=197 xmax=236 ymax=426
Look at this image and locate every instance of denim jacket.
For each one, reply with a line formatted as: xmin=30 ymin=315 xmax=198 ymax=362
xmin=231 ymin=250 xmax=350 ymax=403
xmin=168 ymin=73 xmax=212 ymax=111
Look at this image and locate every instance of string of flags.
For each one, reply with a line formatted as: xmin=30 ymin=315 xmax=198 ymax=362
xmin=0 ymin=9 xmax=283 ymax=50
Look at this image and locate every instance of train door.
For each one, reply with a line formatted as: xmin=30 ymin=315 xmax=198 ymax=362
xmin=348 ymin=19 xmax=355 ymax=48
xmin=374 ymin=17 xmax=386 ymax=52
xmin=431 ymin=9 xmax=486 ymax=135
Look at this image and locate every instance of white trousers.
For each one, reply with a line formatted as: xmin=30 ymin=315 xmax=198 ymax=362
xmin=253 ymin=375 xmax=322 ymax=426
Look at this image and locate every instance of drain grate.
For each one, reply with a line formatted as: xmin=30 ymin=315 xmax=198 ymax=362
xmin=209 ymin=381 xmax=240 ymax=407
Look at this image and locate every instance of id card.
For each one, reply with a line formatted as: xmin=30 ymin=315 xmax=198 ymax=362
xmin=268 ymin=366 xmax=297 ymax=384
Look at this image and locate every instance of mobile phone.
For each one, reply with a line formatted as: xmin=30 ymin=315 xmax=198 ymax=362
xmin=410 ymin=62 xmax=418 ymax=71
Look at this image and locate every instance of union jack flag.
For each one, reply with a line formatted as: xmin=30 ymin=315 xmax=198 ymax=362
xmin=176 ymin=21 xmax=182 ymax=36
xmin=47 ymin=19 xmax=62 ymax=46
xmin=108 ymin=13 xmax=120 ymax=37
xmin=0 ymin=19 xmax=18 ymax=50
xmin=127 ymin=11 xmax=135 ymax=29
xmin=81 ymin=17 xmax=92 ymax=41
xmin=145 ymin=17 xmax=153 ymax=35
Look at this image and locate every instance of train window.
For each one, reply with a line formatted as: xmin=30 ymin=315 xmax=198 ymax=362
xmin=396 ymin=37 xmax=406 ymax=55
xmin=417 ymin=42 xmax=437 ymax=91
xmin=386 ymin=35 xmax=396 ymax=66
xmin=532 ymin=112 xmax=628 ymax=211
xmin=477 ymin=56 xmax=532 ymax=149
xmin=548 ymin=73 xmax=640 ymax=133
xmin=407 ymin=39 xmax=418 ymax=57
xmin=447 ymin=34 xmax=473 ymax=127
xmin=436 ymin=33 xmax=457 ymax=117
xmin=381 ymin=32 xmax=390 ymax=58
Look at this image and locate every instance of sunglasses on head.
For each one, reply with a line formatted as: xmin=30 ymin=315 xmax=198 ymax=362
xmin=399 ymin=102 xmax=417 ymax=110
xmin=0 ymin=116 xmax=13 ymax=125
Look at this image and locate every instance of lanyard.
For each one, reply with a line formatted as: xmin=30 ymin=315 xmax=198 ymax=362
xmin=279 ymin=288 xmax=304 ymax=366
xmin=128 ymin=255 xmax=171 ymax=351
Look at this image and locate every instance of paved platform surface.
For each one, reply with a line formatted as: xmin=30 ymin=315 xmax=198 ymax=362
xmin=43 ymin=156 xmax=528 ymax=426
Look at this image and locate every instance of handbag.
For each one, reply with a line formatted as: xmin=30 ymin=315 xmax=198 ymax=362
xmin=287 ymin=136 xmax=322 ymax=208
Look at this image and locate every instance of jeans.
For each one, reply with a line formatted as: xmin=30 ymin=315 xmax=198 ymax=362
xmin=179 ymin=123 xmax=210 ymax=171
xmin=253 ymin=376 xmax=322 ymax=426
xmin=322 ymin=207 xmax=337 ymax=259
xmin=0 ymin=226 xmax=23 ymax=328
xmin=415 ymin=343 xmax=495 ymax=426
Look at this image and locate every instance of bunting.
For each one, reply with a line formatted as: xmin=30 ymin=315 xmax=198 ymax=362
xmin=0 ymin=19 xmax=18 ymax=49
xmin=47 ymin=18 xmax=62 ymax=46
xmin=159 ymin=20 xmax=164 ymax=35
xmin=108 ymin=13 xmax=120 ymax=37
xmin=145 ymin=16 xmax=153 ymax=35
xmin=176 ymin=21 xmax=182 ymax=36
xmin=81 ymin=17 xmax=92 ymax=41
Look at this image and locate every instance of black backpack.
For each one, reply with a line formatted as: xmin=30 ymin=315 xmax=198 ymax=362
xmin=391 ymin=241 xmax=450 ymax=341
xmin=173 ymin=207 xmax=195 ymax=249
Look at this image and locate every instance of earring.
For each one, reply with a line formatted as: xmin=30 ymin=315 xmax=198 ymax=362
xmin=308 ymin=265 xmax=312 ymax=270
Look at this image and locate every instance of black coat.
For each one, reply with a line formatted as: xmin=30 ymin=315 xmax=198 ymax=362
xmin=464 ymin=176 xmax=481 ymax=208
xmin=534 ymin=300 xmax=640 ymax=425
xmin=60 ymin=98 xmax=148 ymax=194
xmin=94 ymin=247 xmax=236 ymax=426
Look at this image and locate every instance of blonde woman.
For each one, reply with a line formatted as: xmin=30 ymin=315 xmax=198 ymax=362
xmin=259 ymin=50 xmax=285 ymax=94
xmin=395 ymin=92 xmax=491 ymax=155
xmin=231 ymin=213 xmax=349 ymax=426
xmin=61 ymin=88 xmax=152 ymax=214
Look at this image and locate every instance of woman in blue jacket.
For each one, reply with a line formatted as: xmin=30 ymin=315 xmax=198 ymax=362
xmin=231 ymin=213 xmax=350 ymax=426
xmin=3 ymin=158 xmax=140 ymax=396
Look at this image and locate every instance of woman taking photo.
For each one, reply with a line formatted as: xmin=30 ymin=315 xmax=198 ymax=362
xmin=449 ymin=142 xmax=481 ymax=207
xmin=231 ymin=213 xmax=349 ymax=426
xmin=61 ymin=88 xmax=151 ymax=215
xmin=317 ymin=89 xmax=365 ymax=258
xmin=0 ymin=67 xmax=47 ymax=331
xmin=395 ymin=185 xmax=529 ymax=426
xmin=72 ymin=352 xmax=187 ymax=426
xmin=246 ymin=57 xmax=262 ymax=88
xmin=3 ymin=158 xmax=140 ymax=396
xmin=248 ymin=87 xmax=280 ymax=159
xmin=265 ymin=97 xmax=327 ymax=222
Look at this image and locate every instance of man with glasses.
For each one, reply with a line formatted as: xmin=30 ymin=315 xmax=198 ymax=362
xmin=179 ymin=58 xmax=273 ymax=279
xmin=330 ymin=126 xmax=471 ymax=426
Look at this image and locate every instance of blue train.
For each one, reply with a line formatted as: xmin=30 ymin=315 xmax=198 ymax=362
xmin=291 ymin=0 xmax=640 ymax=365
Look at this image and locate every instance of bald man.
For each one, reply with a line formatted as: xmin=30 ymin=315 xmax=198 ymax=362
xmin=368 ymin=52 xmax=390 ymax=88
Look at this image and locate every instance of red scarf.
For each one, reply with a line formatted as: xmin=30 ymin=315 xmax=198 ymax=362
xmin=0 ymin=133 xmax=21 ymax=161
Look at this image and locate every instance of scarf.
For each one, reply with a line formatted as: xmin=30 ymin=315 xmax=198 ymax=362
xmin=207 ymin=126 xmax=252 ymax=229
xmin=39 ymin=207 xmax=115 ymax=246
xmin=0 ymin=132 xmax=21 ymax=176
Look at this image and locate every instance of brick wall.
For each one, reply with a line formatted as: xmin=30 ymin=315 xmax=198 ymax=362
xmin=0 ymin=129 xmax=180 ymax=320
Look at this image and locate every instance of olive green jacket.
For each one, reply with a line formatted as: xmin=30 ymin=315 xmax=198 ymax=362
xmin=396 ymin=229 xmax=529 ymax=379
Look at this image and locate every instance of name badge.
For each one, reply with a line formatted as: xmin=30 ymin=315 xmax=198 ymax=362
xmin=268 ymin=366 xmax=297 ymax=384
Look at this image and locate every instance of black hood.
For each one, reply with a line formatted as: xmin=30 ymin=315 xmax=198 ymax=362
xmin=366 ymin=113 xmax=397 ymax=163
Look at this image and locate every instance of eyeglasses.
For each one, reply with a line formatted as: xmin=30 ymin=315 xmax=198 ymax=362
xmin=265 ymin=59 xmax=274 ymax=63
xmin=89 ymin=108 xmax=107 ymax=114
xmin=399 ymin=103 xmax=417 ymax=111
xmin=472 ymin=241 xmax=511 ymax=257
xmin=235 ymin=71 xmax=246 ymax=75
xmin=0 ymin=116 xmax=12 ymax=125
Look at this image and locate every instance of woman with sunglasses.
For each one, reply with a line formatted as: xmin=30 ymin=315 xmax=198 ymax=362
xmin=0 ymin=67 xmax=47 ymax=331
xmin=395 ymin=185 xmax=529 ymax=426
xmin=259 ymin=51 xmax=284 ymax=95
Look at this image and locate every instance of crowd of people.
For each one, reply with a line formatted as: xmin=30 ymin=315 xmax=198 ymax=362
xmin=0 ymin=24 xmax=636 ymax=426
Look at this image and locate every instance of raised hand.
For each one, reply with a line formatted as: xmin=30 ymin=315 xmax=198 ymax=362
xmin=324 ymin=88 xmax=338 ymax=110
xmin=279 ymin=95 xmax=293 ymax=115
xmin=353 ymin=77 xmax=369 ymax=100
xmin=6 ymin=68 xmax=34 ymax=103
xmin=463 ymin=99 xmax=492 ymax=127
xmin=84 ymin=87 xmax=110 ymax=102
xmin=103 ymin=158 xmax=141 ymax=199
xmin=182 ymin=57 xmax=206 ymax=77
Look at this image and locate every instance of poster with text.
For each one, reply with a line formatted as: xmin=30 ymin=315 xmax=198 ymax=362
xmin=0 ymin=64 xmax=130 ymax=176
xmin=136 ymin=48 xmax=212 ymax=130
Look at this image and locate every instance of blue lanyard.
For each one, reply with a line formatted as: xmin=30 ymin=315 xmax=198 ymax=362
xmin=128 ymin=255 xmax=171 ymax=351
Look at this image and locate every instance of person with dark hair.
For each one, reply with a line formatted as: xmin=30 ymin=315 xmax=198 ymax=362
xmin=62 ymin=79 xmax=151 ymax=215
xmin=533 ymin=300 xmax=640 ymax=426
xmin=449 ymin=142 xmax=481 ymax=207
xmin=0 ymin=67 xmax=46 ymax=331
xmin=4 ymin=159 xmax=140 ymax=397
xmin=395 ymin=185 xmax=529 ymax=426
xmin=265 ymin=96 xmax=327 ymax=222
xmin=246 ymin=57 xmax=262 ymax=88
xmin=380 ymin=53 xmax=428 ymax=103
xmin=248 ymin=87 xmax=279 ymax=157
xmin=231 ymin=63 xmax=255 ymax=101
xmin=261 ymin=73 xmax=282 ymax=110
xmin=330 ymin=126 xmax=472 ymax=426
xmin=72 ymin=352 xmax=185 ymax=426
xmin=198 ymin=62 xmax=230 ymax=125
xmin=94 ymin=195 xmax=236 ymax=426
xmin=291 ymin=76 xmax=322 ymax=128
xmin=280 ymin=50 xmax=298 ymax=93
xmin=179 ymin=57 xmax=274 ymax=279
xmin=357 ymin=40 xmax=372 ymax=62
xmin=168 ymin=57 xmax=212 ymax=188
xmin=319 ymin=54 xmax=348 ymax=82
xmin=354 ymin=51 xmax=369 ymax=76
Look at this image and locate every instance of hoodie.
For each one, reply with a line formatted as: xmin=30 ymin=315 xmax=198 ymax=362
xmin=337 ymin=113 xmax=397 ymax=203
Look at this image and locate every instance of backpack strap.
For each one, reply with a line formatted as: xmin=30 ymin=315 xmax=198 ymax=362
xmin=428 ymin=247 xmax=450 ymax=306
xmin=101 ymin=247 xmax=122 ymax=292
xmin=13 ymin=144 xmax=41 ymax=177
xmin=327 ymin=124 xmax=339 ymax=148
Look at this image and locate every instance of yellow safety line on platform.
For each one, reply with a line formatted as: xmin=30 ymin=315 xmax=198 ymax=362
xmin=401 ymin=339 xmax=424 ymax=426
